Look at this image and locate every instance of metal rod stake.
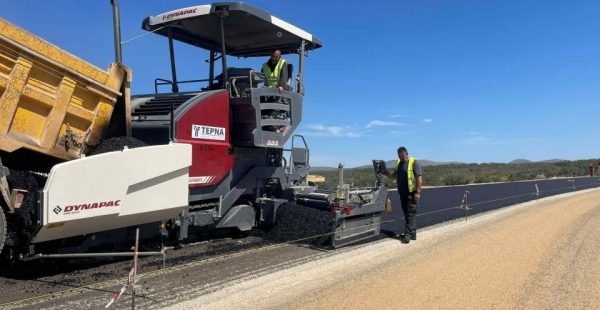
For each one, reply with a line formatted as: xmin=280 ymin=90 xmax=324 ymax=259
xmin=132 ymin=228 xmax=139 ymax=310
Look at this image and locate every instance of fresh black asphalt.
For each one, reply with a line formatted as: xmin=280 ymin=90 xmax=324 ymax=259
xmin=383 ymin=176 xmax=600 ymax=234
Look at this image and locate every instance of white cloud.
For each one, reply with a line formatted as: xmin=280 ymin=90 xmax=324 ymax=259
xmin=389 ymin=114 xmax=404 ymax=118
xmin=365 ymin=120 xmax=405 ymax=129
xmin=423 ymin=118 xmax=432 ymax=123
xmin=301 ymin=123 xmax=362 ymax=138
xmin=451 ymin=132 xmax=545 ymax=146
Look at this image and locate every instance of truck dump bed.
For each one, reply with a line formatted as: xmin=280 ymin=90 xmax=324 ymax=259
xmin=0 ymin=18 xmax=130 ymax=161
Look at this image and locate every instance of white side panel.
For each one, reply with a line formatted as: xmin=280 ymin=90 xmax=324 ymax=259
xmin=33 ymin=143 xmax=192 ymax=243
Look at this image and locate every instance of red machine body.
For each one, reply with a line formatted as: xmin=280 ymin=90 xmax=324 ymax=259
xmin=175 ymin=91 xmax=234 ymax=188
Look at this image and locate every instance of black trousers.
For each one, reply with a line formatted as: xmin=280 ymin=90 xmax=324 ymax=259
xmin=400 ymin=193 xmax=417 ymax=237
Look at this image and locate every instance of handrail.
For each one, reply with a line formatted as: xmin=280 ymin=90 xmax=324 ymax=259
xmin=154 ymin=78 xmax=173 ymax=94
xmin=154 ymin=77 xmax=216 ymax=94
xmin=228 ymin=70 xmax=267 ymax=97
xmin=287 ymin=135 xmax=310 ymax=175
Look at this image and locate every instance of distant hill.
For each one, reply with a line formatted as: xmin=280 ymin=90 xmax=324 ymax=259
xmin=509 ymin=159 xmax=532 ymax=164
xmin=539 ymin=159 xmax=567 ymax=163
xmin=510 ymin=159 xmax=568 ymax=164
xmin=312 ymin=158 xmax=572 ymax=171
xmin=310 ymin=166 xmax=338 ymax=172
xmin=310 ymin=157 xmax=600 ymax=189
xmin=418 ymin=159 xmax=465 ymax=166
xmin=312 ymin=159 xmax=465 ymax=171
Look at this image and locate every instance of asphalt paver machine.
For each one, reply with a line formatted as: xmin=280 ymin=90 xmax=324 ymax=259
xmin=0 ymin=1 xmax=388 ymax=260
xmin=130 ymin=2 xmax=324 ymax=240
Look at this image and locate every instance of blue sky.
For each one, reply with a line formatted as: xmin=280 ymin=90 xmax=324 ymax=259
xmin=2 ymin=0 xmax=600 ymax=167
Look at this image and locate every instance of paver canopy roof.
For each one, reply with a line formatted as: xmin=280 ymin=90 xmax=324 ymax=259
xmin=143 ymin=2 xmax=322 ymax=57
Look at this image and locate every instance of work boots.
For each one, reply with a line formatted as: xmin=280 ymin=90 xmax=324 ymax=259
xmin=396 ymin=232 xmax=416 ymax=243
xmin=399 ymin=232 xmax=416 ymax=244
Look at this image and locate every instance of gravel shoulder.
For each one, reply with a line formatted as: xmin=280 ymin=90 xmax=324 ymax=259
xmin=168 ymin=188 xmax=600 ymax=309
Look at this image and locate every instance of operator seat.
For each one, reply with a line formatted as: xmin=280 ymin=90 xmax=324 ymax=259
xmin=211 ymin=67 xmax=266 ymax=96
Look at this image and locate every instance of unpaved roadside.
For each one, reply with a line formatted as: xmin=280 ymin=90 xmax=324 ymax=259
xmin=168 ymin=189 xmax=600 ymax=309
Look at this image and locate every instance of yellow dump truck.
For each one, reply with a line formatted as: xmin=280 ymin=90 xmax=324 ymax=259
xmin=0 ymin=18 xmax=131 ymax=162
xmin=0 ymin=18 xmax=137 ymax=258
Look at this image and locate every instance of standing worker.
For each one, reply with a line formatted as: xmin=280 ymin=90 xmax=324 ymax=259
xmin=262 ymin=49 xmax=289 ymax=93
xmin=384 ymin=147 xmax=423 ymax=244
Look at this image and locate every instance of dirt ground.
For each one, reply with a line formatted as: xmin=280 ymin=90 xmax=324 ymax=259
xmin=168 ymin=189 xmax=600 ymax=309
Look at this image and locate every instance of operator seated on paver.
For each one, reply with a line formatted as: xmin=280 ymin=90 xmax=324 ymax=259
xmin=262 ymin=49 xmax=290 ymax=134
xmin=262 ymin=49 xmax=290 ymax=93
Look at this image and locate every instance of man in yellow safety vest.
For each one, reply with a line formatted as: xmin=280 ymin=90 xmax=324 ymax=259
xmin=261 ymin=49 xmax=289 ymax=93
xmin=384 ymin=146 xmax=423 ymax=244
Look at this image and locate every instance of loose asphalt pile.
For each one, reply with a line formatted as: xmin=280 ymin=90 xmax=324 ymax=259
xmin=88 ymin=136 xmax=147 ymax=155
xmin=4 ymin=170 xmax=45 ymax=249
xmin=258 ymin=203 xmax=333 ymax=244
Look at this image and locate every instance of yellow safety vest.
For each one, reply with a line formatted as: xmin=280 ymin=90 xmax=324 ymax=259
xmin=262 ymin=59 xmax=287 ymax=87
xmin=397 ymin=157 xmax=417 ymax=192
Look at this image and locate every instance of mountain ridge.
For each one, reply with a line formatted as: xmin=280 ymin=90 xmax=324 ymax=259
xmin=311 ymin=158 xmax=569 ymax=171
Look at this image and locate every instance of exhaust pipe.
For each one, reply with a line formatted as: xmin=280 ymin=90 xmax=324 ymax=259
xmin=110 ymin=0 xmax=123 ymax=64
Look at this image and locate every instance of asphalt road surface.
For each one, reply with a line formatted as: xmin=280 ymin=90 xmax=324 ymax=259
xmin=168 ymin=188 xmax=600 ymax=309
xmin=383 ymin=176 xmax=600 ymax=234
xmin=1 ymin=177 xmax=598 ymax=309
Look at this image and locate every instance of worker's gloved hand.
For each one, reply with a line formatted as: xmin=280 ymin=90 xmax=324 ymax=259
xmin=413 ymin=192 xmax=421 ymax=204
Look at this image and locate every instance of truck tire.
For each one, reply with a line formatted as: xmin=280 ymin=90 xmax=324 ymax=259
xmin=88 ymin=137 xmax=147 ymax=155
xmin=0 ymin=209 xmax=6 ymax=255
